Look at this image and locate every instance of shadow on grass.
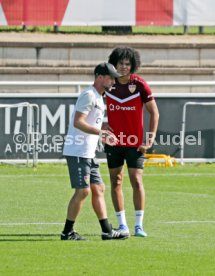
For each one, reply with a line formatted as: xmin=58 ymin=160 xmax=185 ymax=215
xmin=0 ymin=233 xmax=59 ymax=242
xmin=0 ymin=233 xmax=97 ymax=242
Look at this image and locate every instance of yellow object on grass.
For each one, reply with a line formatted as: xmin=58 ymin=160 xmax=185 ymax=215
xmin=144 ymin=154 xmax=176 ymax=167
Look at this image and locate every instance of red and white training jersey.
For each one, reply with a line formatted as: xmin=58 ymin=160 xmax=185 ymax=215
xmin=105 ymin=74 xmax=154 ymax=147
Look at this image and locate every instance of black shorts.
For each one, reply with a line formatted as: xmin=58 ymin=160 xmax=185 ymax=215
xmin=104 ymin=145 xmax=144 ymax=169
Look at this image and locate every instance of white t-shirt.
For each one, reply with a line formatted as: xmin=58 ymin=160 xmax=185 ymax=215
xmin=63 ymin=86 xmax=104 ymax=158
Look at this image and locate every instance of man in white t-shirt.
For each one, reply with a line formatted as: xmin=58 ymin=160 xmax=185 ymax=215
xmin=61 ymin=63 xmax=129 ymax=240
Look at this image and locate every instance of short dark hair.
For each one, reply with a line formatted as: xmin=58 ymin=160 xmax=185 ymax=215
xmin=108 ymin=47 xmax=141 ymax=73
xmin=94 ymin=62 xmax=122 ymax=78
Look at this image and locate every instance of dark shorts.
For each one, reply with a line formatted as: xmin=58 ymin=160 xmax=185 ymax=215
xmin=104 ymin=145 xmax=145 ymax=169
xmin=65 ymin=156 xmax=103 ymax=189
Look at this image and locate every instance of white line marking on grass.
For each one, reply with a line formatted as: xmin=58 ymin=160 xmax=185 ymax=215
xmin=103 ymin=173 xmax=215 ymax=177
xmin=0 ymin=174 xmax=68 ymax=178
xmin=0 ymin=173 xmax=215 ymax=178
xmin=1 ymin=221 xmax=215 ymax=227
xmin=160 ymin=220 xmax=215 ymax=224
xmin=144 ymin=173 xmax=215 ymax=177
xmin=161 ymin=191 xmax=212 ymax=198
xmin=0 ymin=222 xmax=63 ymax=226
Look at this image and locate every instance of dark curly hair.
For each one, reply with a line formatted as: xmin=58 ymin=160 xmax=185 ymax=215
xmin=108 ymin=47 xmax=141 ymax=74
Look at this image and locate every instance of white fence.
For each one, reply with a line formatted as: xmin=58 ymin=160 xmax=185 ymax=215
xmin=0 ymin=80 xmax=215 ymax=94
xmin=0 ymin=102 xmax=39 ymax=167
xmin=0 ymin=80 xmax=215 ymax=91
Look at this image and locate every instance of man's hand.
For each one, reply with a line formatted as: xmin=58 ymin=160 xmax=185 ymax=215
xmin=137 ymin=132 xmax=156 ymax=154
xmin=137 ymin=143 xmax=152 ymax=154
xmin=102 ymin=123 xmax=114 ymax=132
xmin=99 ymin=129 xmax=118 ymax=146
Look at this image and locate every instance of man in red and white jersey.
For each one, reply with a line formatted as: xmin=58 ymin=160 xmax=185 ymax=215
xmin=105 ymin=47 xmax=159 ymax=237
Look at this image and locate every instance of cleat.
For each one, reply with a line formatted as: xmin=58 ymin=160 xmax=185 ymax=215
xmin=101 ymin=226 xmax=129 ymax=240
xmin=117 ymin=224 xmax=130 ymax=236
xmin=134 ymin=226 xmax=148 ymax=237
xmin=61 ymin=231 xmax=86 ymax=241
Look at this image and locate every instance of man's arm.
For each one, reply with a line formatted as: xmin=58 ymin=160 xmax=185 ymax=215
xmin=74 ymin=111 xmax=118 ymax=145
xmin=137 ymin=100 xmax=159 ymax=153
xmin=74 ymin=111 xmax=100 ymax=135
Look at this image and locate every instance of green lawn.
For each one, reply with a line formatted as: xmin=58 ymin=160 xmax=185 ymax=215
xmin=1 ymin=25 xmax=215 ymax=34
xmin=0 ymin=163 xmax=215 ymax=275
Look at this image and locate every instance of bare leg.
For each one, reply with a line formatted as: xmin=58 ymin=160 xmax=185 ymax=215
xmin=128 ymin=168 xmax=145 ymax=210
xmin=67 ymin=188 xmax=91 ymax=221
xmin=91 ymin=183 xmax=107 ymax=219
xmin=109 ymin=166 xmax=124 ymax=212
xmin=128 ymin=168 xmax=147 ymax=236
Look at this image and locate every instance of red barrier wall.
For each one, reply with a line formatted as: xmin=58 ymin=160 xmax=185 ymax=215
xmin=136 ymin=0 xmax=173 ymax=25
xmin=1 ymin=0 xmax=69 ymax=25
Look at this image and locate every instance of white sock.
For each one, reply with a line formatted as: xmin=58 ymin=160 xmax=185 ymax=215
xmin=116 ymin=210 xmax=127 ymax=226
xmin=135 ymin=210 xmax=144 ymax=227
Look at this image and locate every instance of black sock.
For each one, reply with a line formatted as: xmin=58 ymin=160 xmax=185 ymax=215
xmin=99 ymin=219 xmax=112 ymax=233
xmin=62 ymin=219 xmax=75 ymax=234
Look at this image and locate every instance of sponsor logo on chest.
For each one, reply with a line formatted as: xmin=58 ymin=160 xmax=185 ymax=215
xmin=109 ymin=103 xmax=136 ymax=111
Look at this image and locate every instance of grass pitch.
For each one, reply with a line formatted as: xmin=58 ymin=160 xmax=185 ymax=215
xmin=0 ymin=163 xmax=215 ymax=275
